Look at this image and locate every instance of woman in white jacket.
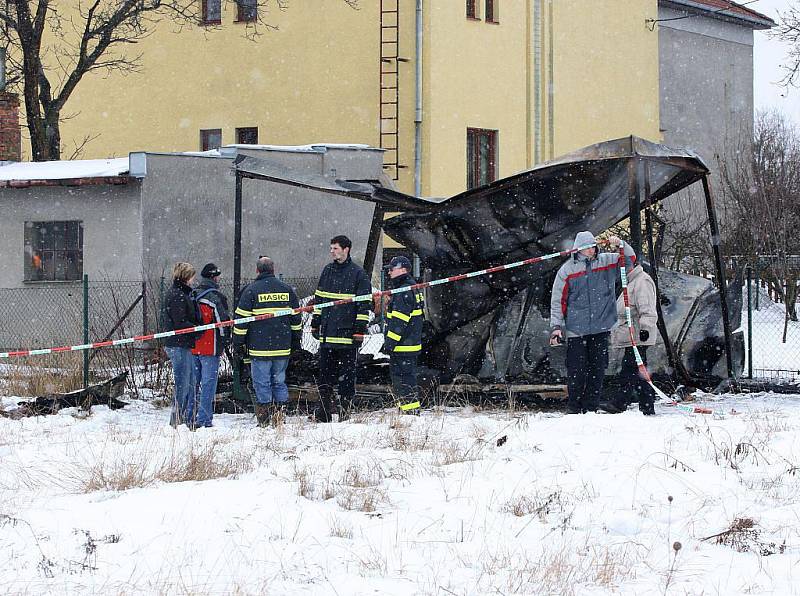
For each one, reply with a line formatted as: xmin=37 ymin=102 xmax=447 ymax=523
xmin=603 ymin=264 xmax=658 ymax=415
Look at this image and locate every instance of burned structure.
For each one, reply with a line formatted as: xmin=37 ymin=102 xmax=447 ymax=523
xmin=228 ymin=136 xmax=742 ymax=391
xmin=380 ymin=136 xmax=743 ymax=384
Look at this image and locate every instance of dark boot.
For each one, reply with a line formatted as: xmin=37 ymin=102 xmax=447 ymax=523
xmin=255 ymin=403 xmax=270 ymax=427
xmin=640 ymin=400 xmax=656 ymax=416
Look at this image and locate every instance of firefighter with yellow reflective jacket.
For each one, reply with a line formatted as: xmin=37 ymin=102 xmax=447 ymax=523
xmin=383 ymin=256 xmax=424 ymax=414
xmin=311 ymin=235 xmax=372 ymax=422
xmin=232 ymin=256 xmax=302 ymax=426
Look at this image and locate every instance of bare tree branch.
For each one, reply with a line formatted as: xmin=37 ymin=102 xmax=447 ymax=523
xmin=717 ymin=110 xmax=800 ymax=322
xmin=773 ymin=3 xmax=800 ymax=88
xmin=1 ymin=0 xmax=359 ymax=160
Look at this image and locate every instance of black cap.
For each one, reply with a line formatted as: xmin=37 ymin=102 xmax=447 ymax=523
xmin=201 ymin=263 xmax=221 ymax=278
xmin=388 ymin=256 xmax=412 ymax=271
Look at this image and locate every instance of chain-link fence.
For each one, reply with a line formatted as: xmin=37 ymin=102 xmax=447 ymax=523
xmin=1 ymin=275 xmax=386 ymax=397
xmin=743 ymin=267 xmax=800 ymax=383
xmin=1 ymin=280 xmax=145 ymax=351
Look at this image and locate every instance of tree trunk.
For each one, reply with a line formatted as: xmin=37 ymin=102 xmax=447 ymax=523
xmin=24 ymin=107 xmax=61 ymax=161
xmin=45 ymin=109 xmax=61 ymax=161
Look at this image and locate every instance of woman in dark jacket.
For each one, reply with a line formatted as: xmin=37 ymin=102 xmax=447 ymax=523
xmin=162 ymin=262 xmax=200 ymax=428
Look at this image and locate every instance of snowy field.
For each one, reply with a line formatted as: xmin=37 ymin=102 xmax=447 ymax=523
xmin=2 ymin=393 xmax=800 ymax=595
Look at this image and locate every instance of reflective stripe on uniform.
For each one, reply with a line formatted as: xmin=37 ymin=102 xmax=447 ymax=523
xmin=410 ymin=309 xmax=423 ymax=317
xmin=394 ymin=344 xmax=421 ymax=352
xmin=387 ymin=330 xmax=402 ymax=341
xmin=315 ymin=290 xmax=355 ymax=300
xmin=389 ymin=311 xmax=410 ymax=322
xmin=248 ymin=348 xmax=291 ymax=357
xmin=232 ymin=327 xmax=247 ymax=335
xmin=324 ymin=337 xmax=353 ymax=345
xmin=252 ymin=307 xmax=295 ymax=315
xmin=356 ymin=313 xmax=370 ymax=321
xmin=235 ymin=307 xmax=253 ymax=317
xmin=290 ymin=324 xmax=302 ymax=331
xmin=399 ymin=401 xmax=421 ymax=411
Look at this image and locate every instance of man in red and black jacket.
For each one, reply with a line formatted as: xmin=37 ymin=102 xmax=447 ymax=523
xmin=191 ymin=263 xmax=231 ymax=428
xmin=311 ymin=235 xmax=371 ymax=422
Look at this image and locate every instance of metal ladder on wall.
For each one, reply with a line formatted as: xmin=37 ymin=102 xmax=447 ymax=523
xmin=380 ymin=0 xmax=405 ymax=180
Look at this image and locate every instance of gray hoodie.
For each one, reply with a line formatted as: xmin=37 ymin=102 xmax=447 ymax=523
xmin=550 ymin=231 xmax=636 ymax=338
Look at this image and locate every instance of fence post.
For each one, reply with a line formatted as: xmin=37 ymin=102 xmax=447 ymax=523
xmin=141 ymin=280 xmax=148 ymax=335
xmin=754 ymin=263 xmax=760 ymax=310
xmin=83 ymin=274 xmax=89 ymax=388
xmin=747 ymin=266 xmax=753 ymax=380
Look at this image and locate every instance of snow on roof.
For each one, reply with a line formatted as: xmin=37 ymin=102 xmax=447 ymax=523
xmin=0 ymin=157 xmax=129 ymax=182
xmin=223 ymin=143 xmax=377 ymax=153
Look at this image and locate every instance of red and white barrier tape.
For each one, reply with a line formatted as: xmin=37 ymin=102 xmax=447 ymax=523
xmin=0 ymin=244 xmax=597 ymax=359
xmin=616 ymin=244 xmax=713 ymax=414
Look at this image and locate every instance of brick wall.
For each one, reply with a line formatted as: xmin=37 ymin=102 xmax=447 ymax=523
xmin=0 ymin=92 xmax=21 ymax=162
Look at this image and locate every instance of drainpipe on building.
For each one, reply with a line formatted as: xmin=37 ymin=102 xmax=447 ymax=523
xmin=413 ymin=0 xmax=423 ymax=277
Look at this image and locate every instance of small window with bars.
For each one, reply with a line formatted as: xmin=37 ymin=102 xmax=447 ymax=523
xmin=201 ymin=0 xmax=221 ymax=24
xmin=236 ymin=127 xmax=259 ymax=145
xmin=236 ymin=0 xmax=258 ymax=23
xmin=24 ymin=221 xmax=84 ymax=282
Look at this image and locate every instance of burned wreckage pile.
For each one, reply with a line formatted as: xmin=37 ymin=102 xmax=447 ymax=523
xmin=378 ymin=136 xmax=743 ymax=395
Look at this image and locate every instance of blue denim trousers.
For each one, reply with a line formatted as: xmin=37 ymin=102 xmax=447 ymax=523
xmin=194 ymin=354 xmax=220 ymax=427
xmin=166 ymin=347 xmax=196 ymax=427
xmin=251 ymin=358 xmax=290 ymax=404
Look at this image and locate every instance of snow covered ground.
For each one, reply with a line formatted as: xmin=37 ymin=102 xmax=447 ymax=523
xmin=2 ymin=392 xmax=800 ymax=595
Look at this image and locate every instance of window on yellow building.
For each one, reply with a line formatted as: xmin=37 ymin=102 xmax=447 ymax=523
xmin=200 ymin=129 xmax=222 ymax=151
xmin=236 ymin=127 xmax=259 ymax=145
xmin=236 ymin=0 xmax=258 ymax=23
xmin=485 ymin=0 xmax=498 ymax=23
xmin=201 ymin=0 xmax=221 ymax=24
xmin=466 ymin=128 xmax=497 ymax=190
xmin=466 ymin=0 xmax=479 ymax=20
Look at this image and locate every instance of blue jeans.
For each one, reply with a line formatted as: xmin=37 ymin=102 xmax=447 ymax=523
xmin=251 ymin=358 xmax=289 ymax=404
xmin=166 ymin=347 xmax=196 ymax=427
xmin=194 ymin=355 xmax=220 ymax=427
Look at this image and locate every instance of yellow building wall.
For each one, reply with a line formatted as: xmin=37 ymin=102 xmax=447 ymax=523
xmin=34 ymin=0 xmax=660 ymax=207
xmin=58 ymin=1 xmax=380 ymax=158
xmin=548 ymin=0 xmax=661 ymax=157
xmin=422 ymin=0 xmax=530 ymax=198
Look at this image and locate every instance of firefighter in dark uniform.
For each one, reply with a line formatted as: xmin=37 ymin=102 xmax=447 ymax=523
xmin=233 ymin=256 xmax=302 ymax=426
xmin=383 ymin=256 xmax=424 ymax=413
xmin=311 ymin=235 xmax=372 ymax=423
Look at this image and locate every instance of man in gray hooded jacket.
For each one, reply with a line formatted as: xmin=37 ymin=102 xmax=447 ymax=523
xmin=550 ymin=231 xmax=636 ymax=414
